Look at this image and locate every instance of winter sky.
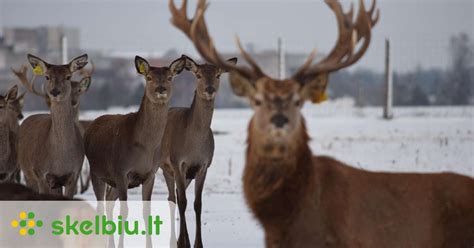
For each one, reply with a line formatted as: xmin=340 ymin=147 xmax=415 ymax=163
xmin=1 ymin=0 xmax=473 ymax=72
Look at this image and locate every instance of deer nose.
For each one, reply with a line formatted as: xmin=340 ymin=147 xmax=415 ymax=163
xmin=205 ymin=86 xmax=215 ymax=94
xmin=271 ymin=114 xmax=289 ymax=128
xmin=50 ymin=88 xmax=61 ymax=97
xmin=156 ymin=86 xmax=167 ymax=94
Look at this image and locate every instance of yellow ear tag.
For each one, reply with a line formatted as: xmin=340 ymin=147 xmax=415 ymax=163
xmin=312 ymin=91 xmax=328 ymax=104
xmin=32 ymin=65 xmax=44 ymax=76
xmin=139 ymin=63 xmax=146 ymax=74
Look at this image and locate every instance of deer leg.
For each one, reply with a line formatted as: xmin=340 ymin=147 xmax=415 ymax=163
xmin=117 ymin=177 xmax=128 ymax=248
xmin=23 ymin=169 xmax=38 ymax=191
xmin=194 ymin=168 xmax=207 ymax=248
xmin=176 ymin=169 xmax=190 ymax=248
xmin=64 ymin=174 xmax=79 ymax=198
xmin=142 ymin=175 xmax=155 ymax=248
xmin=163 ymin=169 xmax=177 ymax=248
xmin=91 ymin=173 xmax=106 ymax=214
xmin=164 ymin=169 xmax=176 ymax=203
xmin=105 ymin=186 xmax=119 ymax=248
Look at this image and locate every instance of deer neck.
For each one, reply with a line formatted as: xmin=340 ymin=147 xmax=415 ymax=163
xmin=134 ymin=95 xmax=168 ymax=149
xmin=188 ymin=91 xmax=215 ymax=132
xmin=243 ymin=117 xmax=315 ymax=228
xmin=0 ymin=122 xmax=10 ymax=163
xmin=50 ymin=99 xmax=77 ymax=145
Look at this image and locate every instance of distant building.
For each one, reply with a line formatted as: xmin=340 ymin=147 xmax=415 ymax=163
xmin=0 ymin=26 xmax=80 ymax=68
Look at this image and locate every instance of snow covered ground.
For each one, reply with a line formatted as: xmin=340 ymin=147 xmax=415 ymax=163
xmin=31 ymin=102 xmax=473 ymax=247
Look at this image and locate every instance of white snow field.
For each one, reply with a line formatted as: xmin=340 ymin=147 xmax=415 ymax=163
xmin=44 ymin=102 xmax=473 ymax=247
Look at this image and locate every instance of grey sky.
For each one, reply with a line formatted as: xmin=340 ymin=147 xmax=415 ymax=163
xmin=1 ymin=0 xmax=473 ymax=72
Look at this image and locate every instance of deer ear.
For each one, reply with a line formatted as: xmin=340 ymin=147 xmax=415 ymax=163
xmin=298 ymin=73 xmax=329 ymax=104
xmin=27 ymin=54 xmax=48 ymax=76
xmin=79 ymin=77 xmax=92 ymax=93
xmin=182 ymin=55 xmax=198 ymax=73
xmin=69 ymin=54 xmax=88 ymax=72
xmin=5 ymin=85 xmax=18 ymax=102
xmin=135 ymin=56 xmax=150 ymax=75
xmin=222 ymin=57 xmax=238 ymax=73
xmin=229 ymin=71 xmax=256 ymax=97
xmin=170 ymin=56 xmax=187 ymax=75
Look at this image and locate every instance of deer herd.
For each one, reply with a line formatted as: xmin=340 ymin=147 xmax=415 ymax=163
xmin=0 ymin=0 xmax=473 ymax=247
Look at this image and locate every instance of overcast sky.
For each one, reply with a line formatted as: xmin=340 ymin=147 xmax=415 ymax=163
xmin=1 ymin=0 xmax=473 ymax=72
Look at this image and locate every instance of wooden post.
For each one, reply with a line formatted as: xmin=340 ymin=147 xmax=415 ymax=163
xmin=383 ymin=39 xmax=394 ymax=119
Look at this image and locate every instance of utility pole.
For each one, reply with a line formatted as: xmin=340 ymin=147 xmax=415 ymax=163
xmin=383 ymin=39 xmax=394 ymax=119
xmin=61 ymin=35 xmax=68 ymax=64
xmin=278 ymin=37 xmax=286 ymax=80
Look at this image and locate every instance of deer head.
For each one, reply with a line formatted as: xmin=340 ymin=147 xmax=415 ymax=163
xmin=12 ymin=62 xmax=93 ymax=110
xmin=0 ymin=85 xmax=25 ymax=122
xmin=170 ymin=0 xmax=379 ymax=158
xmin=26 ymin=54 xmax=88 ymax=103
xmin=135 ymin=56 xmax=186 ymax=104
xmin=183 ymin=55 xmax=237 ymax=101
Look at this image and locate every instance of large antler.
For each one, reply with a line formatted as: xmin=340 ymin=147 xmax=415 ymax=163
xmin=294 ymin=0 xmax=379 ymax=79
xmin=11 ymin=65 xmax=46 ymax=98
xmin=169 ymin=0 xmax=264 ymax=80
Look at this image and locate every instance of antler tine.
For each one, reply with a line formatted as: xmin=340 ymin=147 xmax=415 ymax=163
xmin=11 ymin=65 xmax=46 ymax=98
xmin=295 ymin=0 xmax=379 ymax=79
xmin=169 ymin=0 xmax=264 ymax=80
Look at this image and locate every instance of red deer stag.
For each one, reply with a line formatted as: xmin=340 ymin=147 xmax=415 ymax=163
xmin=18 ymin=54 xmax=88 ymax=198
xmin=12 ymin=64 xmax=93 ymax=193
xmin=159 ymin=55 xmax=236 ymax=248
xmin=170 ymin=0 xmax=474 ymax=247
xmin=85 ymin=56 xmax=186 ymax=205
xmin=0 ymin=85 xmax=25 ymax=183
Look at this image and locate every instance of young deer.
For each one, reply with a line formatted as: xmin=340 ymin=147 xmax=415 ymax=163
xmin=85 ymin=56 xmax=186 ymax=204
xmin=18 ymin=54 xmax=89 ymax=198
xmin=0 ymin=85 xmax=25 ymax=183
xmin=12 ymin=64 xmax=93 ymax=193
xmin=171 ymin=0 xmax=474 ymax=247
xmin=159 ymin=55 xmax=236 ymax=248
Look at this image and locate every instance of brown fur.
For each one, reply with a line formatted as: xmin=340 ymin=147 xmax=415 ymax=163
xmin=0 ymin=86 xmax=24 ymax=182
xmin=18 ymin=54 xmax=88 ymax=197
xmin=243 ymin=117 xmax=474 ymax=247
xmin=85 ymin=56 xmax=186 ymax=205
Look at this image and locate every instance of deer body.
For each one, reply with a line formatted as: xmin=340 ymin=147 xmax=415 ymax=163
xmin=86 ymin=96 xmax=167 ymax=191
xmin=19 ymin=101 xmax=84 ymax=195
xmin=159 ymin=56 xmax=235 ymax=248
xmin=18 ymin=54 xmax=88 ymax=197
xmin=245 ymin=120 xmax=474 ymax=247
xmin=0 ymin=86 xmax=24 ymax=182
xmin=85 ymin=56 xmax=186 ymax=204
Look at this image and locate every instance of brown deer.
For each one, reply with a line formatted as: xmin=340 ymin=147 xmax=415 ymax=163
xmin=0 ymin=85 xmax=25 ymax=183
xmin=85 ymin=56 xmax=186 ymax=204
xmin=18 ymin=54 xmax=89 ymax=198
xmin=170 ymin=0 xmax=474 ymax=247
xmin=12 ymin=64 xmax=93 ymax=193
xmin=159 ymin=55 xmax=236 ymax=248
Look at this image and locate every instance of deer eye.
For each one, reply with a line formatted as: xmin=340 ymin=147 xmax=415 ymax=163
xmin=196 ymin=74 xmax=202 ymax=79
xmin=45 ymin=76 xmax=50 ymax=80
xmin=66 ymin=75 xmax=71 ymax=80
xmin=167 ymin=76 xmax=173 ymax=81
xmin=146 ymin=76 xmax=152 ymax=81
xmin=216 ymin=74 xmax=221 ymax=79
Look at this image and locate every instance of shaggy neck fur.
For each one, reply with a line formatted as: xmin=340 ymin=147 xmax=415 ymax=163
xmin=135 ymin=95 xmax=168 ymax=150
xmin=188 ymin=91 xmax=215 ymax=134
xmin=243 ymin=117 xmax=315 ymax=238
